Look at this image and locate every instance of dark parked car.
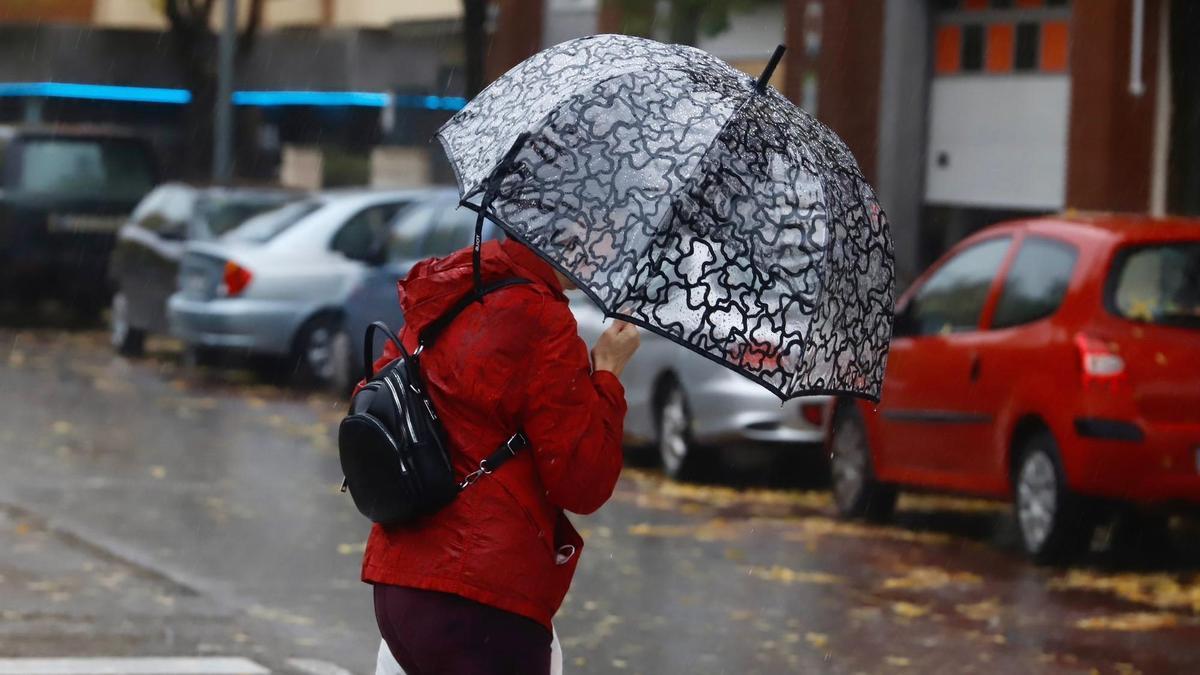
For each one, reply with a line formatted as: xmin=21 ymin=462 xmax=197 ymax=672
xmin=108 ymin=183 xmax=301 ymax=355
xmin=0 ymin=125 xmax=157 ymax=316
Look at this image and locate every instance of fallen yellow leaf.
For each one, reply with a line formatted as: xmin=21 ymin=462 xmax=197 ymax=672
xmin=955 ymin=598 xmax=1001 ymax=622
xmin=883 ymin=566 xmax=982 ymax=591
xmin=891 ymin=601 xmax=929 ymax=618
xmin=1075 ymin=612 xmax=1179 ymax=631
xmin=337 ymin=542 xmax=365 ymax=555
xmin=746 ymin=565 xmax=843 ymax=586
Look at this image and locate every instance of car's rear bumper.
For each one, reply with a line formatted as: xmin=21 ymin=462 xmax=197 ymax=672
xmin=166 ymin=293 xmax=300 ymax=356
xmin=1067 ymin=419 xmax=1200 ymax=505
xmin=688 ymin=377 xmax=828 ymax=448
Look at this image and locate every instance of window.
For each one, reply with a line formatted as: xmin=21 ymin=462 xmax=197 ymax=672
xmin=224 ymin=200 xmax=320 ymax=243
xmin=991 ymin=237 xmax=1077 ymax=328
xmin=198 ymin=193 xmax=298 ymax=238
xmin=961 ymin=24 xmax=985 ymax=71
xmin=905 ymin=237 xmax=1011 ymax=335
xmin=332 ymin=202 xmax=407 ymax=261
xmin=386 ymin=201 xmax=440 ymax=262
xmin=15 ymin=138 xmax=154 ymax=201
xmin=1014 ymin=22 xmax=1040 ymax=71
xmin=423 ymin=205 xmax=479 ymax=257
xmin=1108 ymin=243 xmax=1200 ymax=330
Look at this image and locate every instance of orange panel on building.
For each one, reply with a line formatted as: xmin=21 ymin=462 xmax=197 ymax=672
xmin=935 ymin=25 xmax=962 ymax=74
xmin=0 ymin=0 xmax=93 ymax=23
xmin=986 ymin=23 xmax=1015 ymax=72
xmin=1041 ymin=21 xmax=1070 ymax=71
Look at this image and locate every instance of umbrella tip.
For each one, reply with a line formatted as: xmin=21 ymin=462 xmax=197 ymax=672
xmin=755 ymin=44 xmax=786 ymax=92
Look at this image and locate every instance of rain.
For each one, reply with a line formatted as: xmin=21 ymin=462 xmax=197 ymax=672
xmin=2 ymin=1 xmax=1200 ymax=675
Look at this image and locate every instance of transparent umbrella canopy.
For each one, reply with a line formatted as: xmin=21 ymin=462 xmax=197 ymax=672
xmin=438 ymin=34 xmax=894 ymax=401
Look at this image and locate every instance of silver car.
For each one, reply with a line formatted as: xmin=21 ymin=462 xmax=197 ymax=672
xmin=110 ymin=183 xmax=301 ymax=356
xmin=570 ymin=295 xmax=831 ymax=479
xmin=166 ymin=189 xmax=423 ymax=385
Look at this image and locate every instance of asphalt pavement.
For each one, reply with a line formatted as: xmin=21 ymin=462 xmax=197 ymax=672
xmin=1 ymin=325 xmax=1199 ymax=674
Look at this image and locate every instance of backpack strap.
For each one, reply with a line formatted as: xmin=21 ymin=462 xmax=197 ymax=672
xmin=417 ymin=277 xmax=530 ymax=350
xmin=363 ymin=320 xmax=409 ymax=380
xmin=459 ymin=431 xmax=530 ymax=490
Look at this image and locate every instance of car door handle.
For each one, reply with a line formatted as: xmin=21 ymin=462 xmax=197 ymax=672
xmin=969 ymin=354 xmax=982 ymax=382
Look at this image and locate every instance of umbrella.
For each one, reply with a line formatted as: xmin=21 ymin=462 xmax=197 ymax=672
xmin=438 ymin=34 xmax=894 ymax=401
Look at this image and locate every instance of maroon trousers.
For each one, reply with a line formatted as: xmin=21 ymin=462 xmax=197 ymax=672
xmin=374 ymin=584 xmax=552 ymax=675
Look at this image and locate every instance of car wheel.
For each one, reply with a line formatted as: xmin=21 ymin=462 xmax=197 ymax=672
xmin=656 ymin=379 xmax=701 ymax=481
xmin=829 ymin=405 xmax=896 ymax=521
xmin=1014 ymin=430 xmax=1093 ymax=563
xmin=110 ymin=292 xmax=146 ymax=357
xmin=293 ymin=315 xmax=342 ymax=387
xmin=326 ymin=327 xmax=355 ymax=394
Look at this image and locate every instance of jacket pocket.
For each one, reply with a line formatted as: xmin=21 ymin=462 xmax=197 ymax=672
xmin=492 ymin=475 xmax=558 ymax=559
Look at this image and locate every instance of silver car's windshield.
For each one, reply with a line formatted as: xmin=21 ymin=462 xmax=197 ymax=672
xmin=223 ymin=199 xmax=321 ymax=243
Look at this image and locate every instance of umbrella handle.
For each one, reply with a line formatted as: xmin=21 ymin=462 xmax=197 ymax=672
xmin=755 ymin=45 xmax=786 ymax=93
xmin=473 ymin=131 xmax=531 ymax=297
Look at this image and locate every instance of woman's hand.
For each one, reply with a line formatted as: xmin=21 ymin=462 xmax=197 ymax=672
xmin=591 ymin=320 xmax=640 ymax=377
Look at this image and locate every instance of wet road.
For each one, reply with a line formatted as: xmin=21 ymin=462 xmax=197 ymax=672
xmin=2 ymin=327 xmax=1199 ymax=674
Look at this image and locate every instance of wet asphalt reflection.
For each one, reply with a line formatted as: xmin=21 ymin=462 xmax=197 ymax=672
xmin=1 ymin=324 xmax=1198 ymax=674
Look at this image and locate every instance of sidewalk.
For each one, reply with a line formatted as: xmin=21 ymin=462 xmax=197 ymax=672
xmin=0 ymin=502 xmax=289 ymax=673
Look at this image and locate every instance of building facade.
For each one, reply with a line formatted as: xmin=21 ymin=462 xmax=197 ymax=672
xmin=786 ymin=0 xmax=1200 ymax=279
xmin=0 ymin=0 xmax=468 ymax=185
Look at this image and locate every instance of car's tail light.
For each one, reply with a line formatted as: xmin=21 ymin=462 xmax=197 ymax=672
xmin=221 ymin=261 xmax=253 ymax=297
xmin=729 ymin=340 xmax=780 ymax=370
xmin=1075 ymin=333 xmax=1125 ymax=384
xmin=800 ymin=402 xmax=825 ymax=427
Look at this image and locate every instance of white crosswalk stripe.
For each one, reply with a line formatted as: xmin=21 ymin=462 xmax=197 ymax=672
xmin=0 ymin=658 xmax=270 ymax=675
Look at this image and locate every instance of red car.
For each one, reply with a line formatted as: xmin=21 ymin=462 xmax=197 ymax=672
xmin=829 ymin=214 xmax=1200 ymax=561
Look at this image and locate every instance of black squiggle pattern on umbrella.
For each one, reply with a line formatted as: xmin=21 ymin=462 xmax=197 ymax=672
xmin=438 ymin=34 xmax=894 ymax=401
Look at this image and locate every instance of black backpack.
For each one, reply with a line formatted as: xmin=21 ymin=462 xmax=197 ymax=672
xmin=339 ymin=133 xmax=538 ymax=525
xmin=337 ymin=278 xmax=530 ymax=525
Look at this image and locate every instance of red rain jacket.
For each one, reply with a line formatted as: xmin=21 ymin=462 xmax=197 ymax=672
xmin=358 ymin=238 xmax=627 ymax=629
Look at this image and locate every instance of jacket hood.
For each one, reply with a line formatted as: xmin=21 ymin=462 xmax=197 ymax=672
xmin=396 ymin=238 xmax=564 ymax=333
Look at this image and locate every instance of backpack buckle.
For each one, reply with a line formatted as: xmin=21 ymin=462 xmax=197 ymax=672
xmin=458 ymin=459 xmax=494 ymax=490
xmin=504 ymin=432 xmax=528 ymax=455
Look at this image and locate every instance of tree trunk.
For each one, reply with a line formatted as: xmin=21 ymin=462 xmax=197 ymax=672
xmin=463 ymin=0 xmax=488 ymax=99
xmin=173 ymin=31 xmax=218 ymax=180
xmin=668 ymin=0 xmax=701 ymax=46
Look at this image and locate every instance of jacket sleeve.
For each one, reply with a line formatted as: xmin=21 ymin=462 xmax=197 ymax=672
xmin=519 ymin=297 xmax=627 ymax=515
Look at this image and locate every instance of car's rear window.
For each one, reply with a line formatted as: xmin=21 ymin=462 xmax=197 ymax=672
xmin=222 ymin=199 xmax=321 ymax=243
xmin=13 ymin=138 xmax=155 ymax=201
xmin=199 ymin=194 xmax=299 ymax=237
xmin=1108 ymin=242 xmax=1200 ymax=329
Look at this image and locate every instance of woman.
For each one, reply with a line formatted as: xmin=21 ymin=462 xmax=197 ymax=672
xmin=360 ymin=236 xmax=639 ymax=674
